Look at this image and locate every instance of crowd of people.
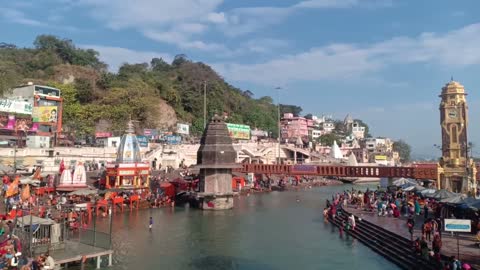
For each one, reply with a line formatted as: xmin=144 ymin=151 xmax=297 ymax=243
xmin=324 ymin=187 xmax=476 ymax=270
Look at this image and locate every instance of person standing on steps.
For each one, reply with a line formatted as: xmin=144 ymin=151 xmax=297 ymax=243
xmin=407 ymin=215 xmax=415 ymax=241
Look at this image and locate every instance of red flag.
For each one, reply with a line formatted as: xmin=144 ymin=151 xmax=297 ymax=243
xmin=59 ymin=159 xmax=65 ymax=175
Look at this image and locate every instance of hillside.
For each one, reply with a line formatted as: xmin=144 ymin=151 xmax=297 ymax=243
xmin=0 ymin=35 xmax=303 ymax=137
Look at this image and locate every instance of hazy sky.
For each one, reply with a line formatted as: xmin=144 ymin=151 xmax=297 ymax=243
xmin=2 ymin=0 xmax=480 ymax=157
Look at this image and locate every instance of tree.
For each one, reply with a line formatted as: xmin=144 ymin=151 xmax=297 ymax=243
xmin=73 ymin=78 xmax=95 ymax=104
xmin=304 ymin=113 xmax=313 ymax=119
xmin=393 ymin=140 xmax=411 ymax=162
xmin=280 ymin=104 xmax=302 ymax=116
xmin=317 ymin=133 xmax=341 ymax=146
xmin=151 ymin=57 xmax=170 ymax=72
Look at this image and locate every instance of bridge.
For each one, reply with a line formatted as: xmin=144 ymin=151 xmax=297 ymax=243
xmin=234 ymin=163 xmax=440 ymax=180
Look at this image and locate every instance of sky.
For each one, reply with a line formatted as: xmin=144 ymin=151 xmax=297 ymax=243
xmin=2 ymin=0 xmax=480 ymax=158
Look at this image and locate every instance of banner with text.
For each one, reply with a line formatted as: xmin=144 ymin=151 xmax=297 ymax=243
xmin=0 ymin=99 xmax=33 ymax=115
xmin=226 ymin=123 xmax=251 ymax=140
xmin=137 ymin=135 xmax=149 ymax=148
xmin=444 ymin=219 xmax=471 ymax=232
xmin=32 ymin=106 xmax=58 ymax=123
xmin=176 ymin=123 xmax=190 ymax=135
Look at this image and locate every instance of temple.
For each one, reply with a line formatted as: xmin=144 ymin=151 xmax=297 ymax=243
xmin=105 ymin=120 xmax=150 ymax=189
xmin=56 ymin=161 xmax=88 ymax=191
xmin=195 ymin=114 xmax=241 ymax=210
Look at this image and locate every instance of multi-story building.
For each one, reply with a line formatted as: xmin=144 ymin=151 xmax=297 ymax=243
xmin=4 ymin=83 xmax=63 ymax=146
xmin=351 ymin=121 xmax=366 ymax=139
xmin=321 ymin=121 xmax=335 ymax=134
xmin=281 ymin=113 xmax=308 ymax=141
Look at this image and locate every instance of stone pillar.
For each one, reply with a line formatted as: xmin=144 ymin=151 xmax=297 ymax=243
xmin=195 ymin=115 xmax=241 ymax=210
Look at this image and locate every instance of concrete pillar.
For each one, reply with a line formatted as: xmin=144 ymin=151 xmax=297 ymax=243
xmin=97 ymin=256 xmax=101 ymax=269
xmin=108 ymin=254 xmax=113 ymax=266
xmin=293 ymin=151 xmax=297 ymax=165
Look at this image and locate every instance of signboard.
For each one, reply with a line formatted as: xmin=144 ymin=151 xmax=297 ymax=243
xmin=0 ymin=114 xmax=38 ymax=131
xmin=375 ymin=155 xmax=387 ymax=161
xmin=177 ymin=123 xmax=189 ymax=135
xmin=136 ymin=135 xmax=149 ymax=148
xmin=292 ymin=165 xmax=317 ymax=174
xmin=444 ymin=219 xmax=471 ymax=232
xmin=0 ymin=99 xmax=32 ymax=115
xmin=226 ymin=123 xmax=251 ymax=140
xmin=35 ymin=85 xmax=60 ymax=97
xmin=95 ymin=132 xmax=112 ymax=138
xmin=32 ymin=106 xmax=58 ymax=123
xmin=165 ymin=135 xmax=182 ymax=144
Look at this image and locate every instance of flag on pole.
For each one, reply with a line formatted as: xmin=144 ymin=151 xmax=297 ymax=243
xmin=6 ymin=176 xmax=19 ymax=197
xmin=21 ymin=184 xmax=30 ymax=201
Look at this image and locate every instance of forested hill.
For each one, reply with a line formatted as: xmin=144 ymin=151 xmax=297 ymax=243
xmin=0 ymin=35 xmax=302 ymax=137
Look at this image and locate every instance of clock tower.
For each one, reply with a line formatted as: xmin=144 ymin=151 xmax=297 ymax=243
xmin=438 ymin=80 xmax=476 ymax=194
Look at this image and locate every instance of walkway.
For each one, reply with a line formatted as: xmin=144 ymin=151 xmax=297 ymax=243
xmin=348 ymin=207 xmax=480 ymax=269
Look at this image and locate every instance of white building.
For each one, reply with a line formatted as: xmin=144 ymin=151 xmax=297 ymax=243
xmin=321 ymin=121 xmax=335 ymax=134
xmin=351 ymin=121 xmax=366 ymax=139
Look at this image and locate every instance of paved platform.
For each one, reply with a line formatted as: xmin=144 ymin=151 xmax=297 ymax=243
xmin=348 ymin=207 xmax=480 ymax=269
xmin=51 ymin=240 xmax=113 ymax=267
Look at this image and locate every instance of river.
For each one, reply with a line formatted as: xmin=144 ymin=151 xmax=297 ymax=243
xmin=87 ymin=184 xmax=398 ymax=270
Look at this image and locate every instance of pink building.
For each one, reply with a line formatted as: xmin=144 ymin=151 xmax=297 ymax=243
xmin=281 ymin=113 xmax=308 ymax=141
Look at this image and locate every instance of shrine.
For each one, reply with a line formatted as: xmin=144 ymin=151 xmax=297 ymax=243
xmin=56 ymin=161 xmax=88 ymax=191
xmin=105 ymin=121 xmax=150 ymax=189
xmin=195 ymin=114 xmax=241 ymax=210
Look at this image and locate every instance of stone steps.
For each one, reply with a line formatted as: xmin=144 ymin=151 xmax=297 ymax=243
xmin=330 ymin=210 xmax=438 ymax=270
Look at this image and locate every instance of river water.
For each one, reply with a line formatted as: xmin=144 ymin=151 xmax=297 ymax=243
xmin=89 ymin=184 xmax=398 ymax=270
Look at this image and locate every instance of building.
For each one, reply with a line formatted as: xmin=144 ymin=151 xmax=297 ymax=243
xmin=438 ymin=80 xmax=476 ymax=194
xmin=280 ymin=113 xmax=308 ymax=141
xmin=351 ymin=121 xmax=366 ymax=139
xmin=4 ymin=83 xmax=63 ymax=146
xmin=321 ymin=121 xmax=335 ymax=134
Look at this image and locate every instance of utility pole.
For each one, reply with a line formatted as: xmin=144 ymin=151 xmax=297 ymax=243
xmin=204 ymin=81 xmax=207 ymax=129
xmin=276 ymin=87 xmax=282 ymax=165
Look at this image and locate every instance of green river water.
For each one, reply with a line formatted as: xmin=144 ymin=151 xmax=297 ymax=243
xmin=85 ymin=184 xmax=398 ymax=270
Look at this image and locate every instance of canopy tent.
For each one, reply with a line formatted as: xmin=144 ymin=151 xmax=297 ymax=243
xmin=440 ymin=194 xmax=468 ymax=204
xmin=19 ymin=178 xmax=41 ymax=186
xmin=465 ymin=199 xmax=480 ymax=210
xmin=392 ymin=178 xmax=417 ymax=187
xmin=68 ymin=188 xmax=98 ymax=196
xmin=430 ymin=189 xmax=458 ymax=200
xmin=420 ymin=188 xmax=437 ymax=195
xmin=16 ymin=215 xmax=56 ymax=226
xmin=403 ymin=185 xmax=425 ymax=192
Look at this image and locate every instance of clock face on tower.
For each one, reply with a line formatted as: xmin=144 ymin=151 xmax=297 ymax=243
xmin=448 ymin=110 xmax=458 ymax=120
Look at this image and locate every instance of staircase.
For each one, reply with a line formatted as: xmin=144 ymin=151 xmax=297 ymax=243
xmin=330 ymin=210 xmax=438 ymax=270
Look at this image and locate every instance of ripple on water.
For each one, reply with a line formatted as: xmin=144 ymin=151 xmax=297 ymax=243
xmin=189 ymin=256 xmax=277 ymax=270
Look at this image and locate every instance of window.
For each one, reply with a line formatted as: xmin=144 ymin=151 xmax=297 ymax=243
xmin=451 ymin=125 xmax=458 ymax=143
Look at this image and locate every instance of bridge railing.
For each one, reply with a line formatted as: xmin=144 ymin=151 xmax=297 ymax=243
xmin=236 ymin=163 xmax=438 ymax=180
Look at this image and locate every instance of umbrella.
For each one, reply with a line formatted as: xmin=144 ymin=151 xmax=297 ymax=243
xmin=420 ymin=188 xmax=436 ymax=195
xmin=19 ymin=178 xmax=41 ymax=186
xmin=431 ymin=189 xmax=458 ymax=200
xmin=403 ymin=185 xmax=425 ymax=192
xmin=68 ymin=188 xmax=98 ymax=196
xmin=465 ymin=199 xmax=480 ymax=210
xmin=440 ymin=194 xmax=468 ymax=204
xmin=392 ymin=178 xmax=417 ymax=187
